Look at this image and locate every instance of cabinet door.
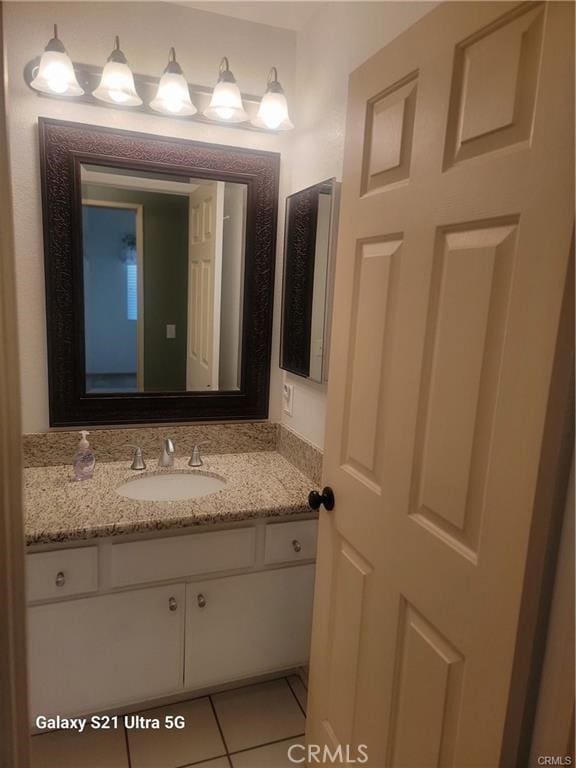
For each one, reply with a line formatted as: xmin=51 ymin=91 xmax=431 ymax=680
xmin=28 ymin=584 xmax=185 ymax=719
xmin=185 ymin=565 xmax=315 ymax=689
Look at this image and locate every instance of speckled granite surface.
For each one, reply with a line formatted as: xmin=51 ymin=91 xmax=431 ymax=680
xmin=278 ymin=425 xmax=323 ymax=485
xmin=24 ymin=452 xmax=314 ymax=545
xmin=22 ymin=423 xmax=278 ymax=468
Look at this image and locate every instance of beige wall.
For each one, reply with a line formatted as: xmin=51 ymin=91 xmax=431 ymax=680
xmin=4 ymin=1 xmax=294 ymax=432
xmin=282 ymin=0 xmax=436 ymax=448
xmin=5 ymin=1 xmax=436 ymax=440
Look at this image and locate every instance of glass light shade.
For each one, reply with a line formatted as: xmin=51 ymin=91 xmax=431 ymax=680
xmin=30 ymin=49 xmax=84 ymax=96
xmin=252 ymin=91 xmax=293 ymax=130
xmin=204 ymin=62 xmax=248 ymax=123
xmin=93 ymin=60 xmax=142 ymax=106
xmin=150 ymin=72 xmax=196 ymax=115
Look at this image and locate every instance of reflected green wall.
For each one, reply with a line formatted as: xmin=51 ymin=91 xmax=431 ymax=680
xmin=83 ymin=185 xmax=189 ymax=391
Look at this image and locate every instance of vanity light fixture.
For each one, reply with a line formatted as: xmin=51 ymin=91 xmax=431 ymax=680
xmin=30 ymin=24 xmax=84 ymax=96
xmin=252 ymin=67 xmax=293 ymax=131
xmin=150 ymin=47 xmax=196 ymax=116
xmin=204 ymin=57 xmax=248 ymax=123
xmin=93 ymin=36 xmax=142 ymax=106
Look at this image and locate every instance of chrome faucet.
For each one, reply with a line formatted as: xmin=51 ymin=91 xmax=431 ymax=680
xmin=188 ymin=441 xmax=208 ymax=468
xmin=159 ymin=438 xmax=175 ymax=468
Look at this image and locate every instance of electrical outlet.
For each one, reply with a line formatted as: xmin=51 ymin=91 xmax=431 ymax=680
xmin=283 ymin=382 xmax=294 ymax=416
xmin=166 ymin=324 xmax=176 ymax=339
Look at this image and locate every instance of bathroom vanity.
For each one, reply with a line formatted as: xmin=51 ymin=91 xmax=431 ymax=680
xmin=24 ymin=452 xmax=317 ymax=721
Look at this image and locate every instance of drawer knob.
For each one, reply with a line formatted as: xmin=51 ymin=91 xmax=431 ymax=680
xmin=292 ymin=539 xmax=302 ymax=553
xmin=55 ymin=571 xmax=66 ymax=587
xmin=308 ymin=486 xmax=335 ymax=512
xmin=197 ymin=593 xmax=207 ymax=608
xmin=168 ymin=596 xmax=178 ymax=612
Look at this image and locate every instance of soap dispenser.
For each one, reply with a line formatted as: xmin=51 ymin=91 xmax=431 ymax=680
xmin=73 ymin=430 xmax=96 ymax=480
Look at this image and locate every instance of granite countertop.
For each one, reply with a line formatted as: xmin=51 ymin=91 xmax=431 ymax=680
xmin=24 ymin=452 xmax=314 ymax=545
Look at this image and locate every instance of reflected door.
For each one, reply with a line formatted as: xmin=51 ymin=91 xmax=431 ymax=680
xmin=307 ymin=3 xmax=574 ymax=766
xmin=187 ymin=182 xmax=225 ymax=391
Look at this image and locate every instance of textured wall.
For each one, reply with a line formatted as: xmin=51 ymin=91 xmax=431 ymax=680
xmin=4 ymin=1 xmax=294 ymax=431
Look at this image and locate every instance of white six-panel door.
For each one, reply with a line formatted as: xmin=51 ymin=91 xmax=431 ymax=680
xmin=307 ymin=3 xmax=574 ymax=766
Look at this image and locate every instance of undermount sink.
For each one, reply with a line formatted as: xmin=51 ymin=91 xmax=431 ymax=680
xmin=116 ymin=472 xmax=226 ymax=502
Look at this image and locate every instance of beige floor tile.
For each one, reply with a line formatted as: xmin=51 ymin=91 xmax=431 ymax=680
xmin=212 ymin=679 xmax=305 ymax=753
xmin=187 ymin=759 xmax=230 ymax=768
xmin=287 ymin=675 xmax=307 ymax=714
xmin=231 ymin=737 xmax=305 ymax=768
xmin=30 ymin=726 xmax=128 ymax=768
xmin=126 ymin=698 xmax=226 ymax=768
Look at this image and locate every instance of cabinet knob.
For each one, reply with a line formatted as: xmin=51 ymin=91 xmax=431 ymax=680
xmin=168 ymin=596 xmax=178 ymax=612
xmin=292 ymin=539 xmax=302 ymax=553
xmin=308 ymin=486 xmax=335 ymax=511
xmin=55 ymin=571 xmax=65 ymax=587
xmin=197 ymin=593 xmax=207 ymax=608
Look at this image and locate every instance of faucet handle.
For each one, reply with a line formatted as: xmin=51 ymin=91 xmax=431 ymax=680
xmin=127 ymin=445 xmax=146 ymax=471
xmin=164 ymin=438 xmax=175 ymax=454
xmin=189 ymin=441 xmax=209 ymax=468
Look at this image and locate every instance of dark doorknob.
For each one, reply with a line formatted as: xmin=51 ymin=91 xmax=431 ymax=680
xmin=308 ymin=486 xmax=335 ymax=511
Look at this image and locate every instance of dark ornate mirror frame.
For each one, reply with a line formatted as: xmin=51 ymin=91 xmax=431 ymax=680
xmin=280 ymin=178 xmax=339 ymax=381
xmin=39 ymin=118 xmax=279 ymax=427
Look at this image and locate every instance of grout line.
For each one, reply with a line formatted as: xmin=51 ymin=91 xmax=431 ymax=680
xmin=209 ymin=694 xmax=231 ymax=755
xmin=176 ymin=753 xmax=229 ymax=768
xmin=228 ymin=732 xmax=306 ymax=757
xmin=123 ymin=723 xmax=133 ymax=768
xmin=227 ymin=755 xmax=234 ymax=768
xmin=285 ymin=676 xmax=307 ymax=718
xmin=207 ymin=674 xmax=294 ymax=698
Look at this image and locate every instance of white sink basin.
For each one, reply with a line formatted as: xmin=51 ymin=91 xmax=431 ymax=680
xmin=116 ymin=472 xmax=226 ymax=502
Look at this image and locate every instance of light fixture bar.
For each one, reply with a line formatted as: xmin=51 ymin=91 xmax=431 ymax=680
xmin=23 ymin=57 xmax=282 ymax=133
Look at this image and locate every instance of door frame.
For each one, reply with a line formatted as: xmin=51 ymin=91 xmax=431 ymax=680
xmin=82 ymin=199 xmax=145 ymax=392
xmin=0 ymin=3 xmax=30 ymax=765
xmin=504 ymin=250 xmax=575 ymax=765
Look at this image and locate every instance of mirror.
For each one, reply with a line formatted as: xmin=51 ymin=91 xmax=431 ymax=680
xmin=39 ymin=118 xmax=279 ymax=426
xmin=81 ymin=165 xmax=246 ymax=394
xmin=280 ymin=179 xmax=340 ymax=382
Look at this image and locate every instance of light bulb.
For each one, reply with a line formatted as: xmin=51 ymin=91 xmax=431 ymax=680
xmin=30 ymin=25 xmax=84 ymax=97
xmin=252 ymin=68 xmax=294 ymax=131
xmin=204 ymin=58 xmax=248 ymax=123
xmin=150 ymin=49 xmax=196 ymax=116
xmin=93 ymin=37 xmax=142 ymax=107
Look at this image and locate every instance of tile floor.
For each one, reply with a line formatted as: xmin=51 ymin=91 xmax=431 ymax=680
xmin=31 ymin=675 xmax=307 ymax=768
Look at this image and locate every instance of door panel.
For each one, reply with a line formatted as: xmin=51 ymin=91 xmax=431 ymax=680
xmin=307 ymin=3 xmax=574 ymax=766
xmin=184 ymin=566 xmax=315 ymax=689
xmin=28 ymin=585 xmax=185 ymax=719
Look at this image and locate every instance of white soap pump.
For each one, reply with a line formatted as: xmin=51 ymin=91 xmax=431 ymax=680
xmin=73 ymin=430 xmax=96 ymax=481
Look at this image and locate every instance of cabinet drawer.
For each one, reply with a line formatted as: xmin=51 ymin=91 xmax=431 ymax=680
xmin=27 ymin=547 xmax=98 ymax=602
xmin=264 ymin=520 xmax=318 ymax=564
xmin=110 ymin=527 xmax=256 ymax=587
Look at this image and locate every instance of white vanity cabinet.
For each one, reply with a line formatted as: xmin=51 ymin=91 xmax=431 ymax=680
xmin=26 ymin=518 xmax=317 ymax=721
xmin=28 ymin=584 xmax=185 ymax=718
xmin=185 ymin=564 xmax=315 ymax=689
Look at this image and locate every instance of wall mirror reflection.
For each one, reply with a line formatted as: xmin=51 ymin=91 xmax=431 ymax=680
xmin=280 ymin=178 xmax=340 ymax=383
xmin=81 ymin=165 xmax=246 ymax=395
xmin=40 ymin=119 xmax=278 ymax=426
